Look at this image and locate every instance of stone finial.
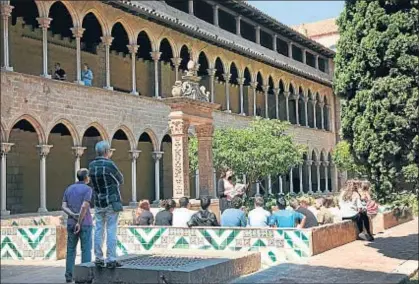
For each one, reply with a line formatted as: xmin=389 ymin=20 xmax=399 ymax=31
xmin=70 ymin=27 xmax=85 ymax=38
xmin=100 ymin=35 xmax=114 ymax=46
xmin=129 ymin=150 xmax=141 ymax=160
xmin=172 ymin=81 xmax=183 ymax=97
xmin=72 ymin=146 xmax=86 ymax=158
xmin=127 ymin=44 xmax=139 ymax=54
xmin=37 ymin=145 xmax=53 ymax=157
xmin=150 ymin=51 xmax=161 ymax=61
xmin=36 ymin=17 xmax=52 ymax=29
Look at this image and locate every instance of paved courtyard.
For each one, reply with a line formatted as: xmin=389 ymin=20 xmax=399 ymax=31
xmin=1 ymin=219 xmax=418 ymax=284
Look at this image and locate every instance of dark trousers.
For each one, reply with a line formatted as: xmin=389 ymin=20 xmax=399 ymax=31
xmin=65 ymin=224 xmax=92 ymax=280
xmin=219 ymin=197 xmax=231 ymax=214
xmin=343 ymin=212 xmax=372 ymax=236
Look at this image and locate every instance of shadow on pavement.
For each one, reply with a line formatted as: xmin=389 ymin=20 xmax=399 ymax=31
xmin=366 ymin=233 xmax=419 ymax=261
xmin=1 ymin=263 xmax=66 ymax=284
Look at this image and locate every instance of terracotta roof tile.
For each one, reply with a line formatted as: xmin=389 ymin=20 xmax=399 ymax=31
xmin=292 ymin=18 xmax=338 ymax=38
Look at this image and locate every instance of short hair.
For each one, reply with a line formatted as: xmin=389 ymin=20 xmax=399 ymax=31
xmin=316 ymin=197 xmax=325 ymax=207
xmin=289 ymin=198 xmax=300 ymax=210
xmin=170 ymin=199 xmax=176 ymax=208
xmin=95 ymin=140 xmax=110 ymax=156
xmin=324 ymin=197 xmax=333 ymax=208
xmin=179 ymin=197 xmax=189 ymax=208
xmin=76 ymin=168 xmax=89 ymax=182
xmin=200 ymin=196 xmax=211 ymax=210
xmin=254 ymin=196 xmax=264 ymax=207
xmin=231 ymin=196 xmax=243 ymax=209
xmin=55 ymin=62 xmax=60 ymax=66
xmin=160 ymin=199 xmax=175 ymax=211
xmin=276 ymin=196 xmax=287 ymax=210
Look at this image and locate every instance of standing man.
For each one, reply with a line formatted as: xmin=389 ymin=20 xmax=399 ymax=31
xmin=89 ymin=141 xmax=124 ymax=268
xmin=61 ymin=168 xmax=93 ymax=283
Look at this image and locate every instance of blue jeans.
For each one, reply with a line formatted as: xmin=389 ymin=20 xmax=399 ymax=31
xmin=65 ymin=224 xmax=92 ymax=280
xmin=94 ymin=205 xmax=119 ymax=262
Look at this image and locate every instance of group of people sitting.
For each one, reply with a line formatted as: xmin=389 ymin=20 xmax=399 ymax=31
xmin=134 ymin=178 xmax=377 ymax=242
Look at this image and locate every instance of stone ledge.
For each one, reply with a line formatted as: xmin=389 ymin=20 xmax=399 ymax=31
xmin=311 ymin=220 xmax=357 ymax=255
xmin=371 ymin=210 xmax=414 ymax=235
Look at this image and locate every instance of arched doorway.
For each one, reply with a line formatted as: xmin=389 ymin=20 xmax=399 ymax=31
xmin=111 ymin=129 xmax=131 ymax=205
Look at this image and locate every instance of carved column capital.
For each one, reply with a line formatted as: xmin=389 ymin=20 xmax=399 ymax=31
xmin=169 ymin=119 xmax=190 ymax=136
xmin=152 ymin=151 xmax=164 ymax=160
xmin=314 ymin=161 xmax=321 ymax=167
xmin=37 ymin=145 xmax=53 ymax=157
xmin=292 ymin=94 xmax=299 ymax=100
xmin=284 ymin=91 xmax=290 ymax=98
xmin=70 ymin=26 xmax=85 ymax=38
xmin=127 ymin=44 xmax=139 ymax=54
xmin=237 ymin=77 xmax=246 ymax=86
xmin=312 ymin=99 xmax=317 ymax=105
xmin=36 ymin=17 xmax=52 ymax=29
xmin=273 ymin=88 xmax=280 ymax=95
xmin=207 ymin=68 xmax=216 ymax=77
xmin=222 ymin=73 xmax=231 ymax=82
xmin=250 ymin=81 xmax=258 ymax=89
xmin=100 ymin=35 xmax=114 ymax=46
xmin=322 ymin=161 xmax=330 ymax=167
xmin=0 ymin=4 xmax=13 ymax=18
xmin=305 ymin=159 xmax=313 ymax=166
xmin=319 ymin=101 xmax=325 ymax=108
xmin=129 ymin=150 xmax=141 ymax=160
xmin=0 ymin=143 xmax=14 ymax=155
xmin=150 ymin=51 xmax=161 ymax=62
xmin=303 ymin=96 xmax=309 ymax=103
xmin=195 ymin=124 xmax=214 ymax=138
xmin=171 ymin=57 xmax=182 ymax=67
xmin=72 ymin=146 xmax=86 ymax=158
xmin=262 ymin=85 xmax=269 ymax=93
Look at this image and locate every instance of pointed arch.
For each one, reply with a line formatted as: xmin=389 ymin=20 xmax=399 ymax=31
xmin=110 ymin=125 xmax=136 ymax=150
xmin=48 ymin=1 xmax=74 ymax=38
xmin=47 ymin=118 xmax=79 ymax=146
xmin=214 ymin=57 xmax=225 ymax=81
xmin=9 ymin=114 xmax=46 ymax=144
xmin=138 ymin=128 xmax=159 ymax=152
xmin=81 ymin=122 xmax=109 ymax=142
xmin=111 ymin=18 xmax=135 ymax=43
xmin=80 ymin=9 xmax=107 ymax=36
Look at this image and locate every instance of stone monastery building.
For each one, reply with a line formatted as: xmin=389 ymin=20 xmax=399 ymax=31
xmin=0 ymin=0 xmax=340 ymax=215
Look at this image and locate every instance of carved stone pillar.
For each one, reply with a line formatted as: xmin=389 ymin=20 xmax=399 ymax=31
xmin=299 ymin=165 xmax=303 ymax=194
xmin=274 ymin=88 xmax=279 ymax=119
xmin=188 ymin=0 xmax=194 ymax=14
xmin=152 ymin=151 xmax=164 ymax=201
xmin=222 ymin=73 xmax=231 ymax=112
xmin=250 ymin=81 xmax=258 ymax=116
xmin=284 ymin=91 xmax=290 ymax=122
xmin=304 ymin=96 xmax=309 ymax=127
xmin=150 ymin=51 xmax=162 ymax=98
xmin=37 ymin=17 xmax=52 ymax=78
xmin=129 ymin=150 xmax=141 ymax=205
xmin=323 ymin=161 xmax=330 ymax=193
xmin=294 ymin=94 xmax=300 ymax=125
xmin=236 ymin=15 xmax=241 ymax=36
xmin=262 ymin=85 xmax=269 ymax=118
xmin=127 ymin=44 xmax=139 ymax=95
xmin=1 ymin=143 xmax=13 ymax=215
xmin=306 ymin=160 xmax=313 ymax=193
xmin=319 ymin=101 xmax=325 ymax=130
xmin=255 ymin=26 xmax=261 ymax=44
xmin=279 ymin=176 xmax=283 ymax=194
xmin=315 ymin=55 xmax=319 ymax=69
xmin=288 ymin=42 xmax=293 ymax=58
xmin=71 ymin=27 xmax=85 ymax=84
xmin=315 ymin=161 xmax=321 ymax=193
xmin=101 ymin=35 xmax=114 ymax=90
xmin=303 ymin=49 xmax=307 ymax=64
xmin=289 ymin=168 xmax=294 ymax=194
xmin=267 ymin=175 xmax=272 ymax=194
xmin=169 ymin=119 xmax=190 ymax=198
xmin=72 ymin=146 xmax=86 ymax=182
xmin=272 ymin=34 xmax=277 ymax=52
xmin=1 ymin=3 xmax=13 ymax=71
xmin=37 ymin=145 xmax=53 ymax=213
xmin=313 ymin=99 xmax=317 ymax=129
xmin=196 ymin=124 xmax=215 ymax=197
xmin=171 ymin=57 xmax=182 ymax=82
xmin=238 ymin=77 xmax=245 ymax=115
xmin=213 ymin=5 xmax=219 ymax=26
xmin=207 ymin=68 xmax=216 ymax=103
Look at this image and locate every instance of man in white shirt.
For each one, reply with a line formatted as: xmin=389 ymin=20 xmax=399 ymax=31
xmin=247 ymin=197 xmax=271 ymax=227
xmin=172 ymin=197 xmax=194 ymax=227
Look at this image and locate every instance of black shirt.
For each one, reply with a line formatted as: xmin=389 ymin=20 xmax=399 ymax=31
xmin=136 ymin=210 xmax=154 ymax=226
xmin=155 ymin=210 xmax=172 ymax=226
xmin=54 ymin=68 xmax=66 ymax=80
xmin=296 ymin=207 xmax=319 ymax=228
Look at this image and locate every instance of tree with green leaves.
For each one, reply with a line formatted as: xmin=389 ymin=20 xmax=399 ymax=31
xmin=334 ymin=0 xmax=419 ymax=199
xmin=189 ymin=118 xmax=306 ymax=190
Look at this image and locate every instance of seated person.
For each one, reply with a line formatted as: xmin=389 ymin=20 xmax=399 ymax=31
xmin=134 ymin=200 xmax=154 ymax=225
xmin=360 ymin=181 xmax=378 ymax=216
xmin=269 ymin=196 xmax=306 ymax=228
xmin=188 ymin=196 xmax=219 ymax=227
xmin=54 ymin=63 xmax=66 ymax=80
xmin=247 ymin=196 xmax=271 ymax=227
xmin=290 ymin=198 xmax=319 ymax=228
xmin=315 ymin=198 xmax=334 ymax=225
xmin=328 ymin=196 xmax=343 ymax=223
xmin=221 ymin=196 xmax=246 ymax=227
xmin=173 ymin=197 xmax=194 ymax=227
xmin=155 ymin=199 xmax=176 ymax=226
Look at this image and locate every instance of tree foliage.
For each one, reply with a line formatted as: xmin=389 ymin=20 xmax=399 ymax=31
xmin=334 ymin=0 xmax=419 ymax=199
xmin=189 ymin=118 xmax=306 ymax=187
xmin=332 ymin=140 xmax=366 ymax=176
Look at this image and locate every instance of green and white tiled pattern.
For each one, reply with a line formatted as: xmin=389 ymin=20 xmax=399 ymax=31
xmin=1 ymin=227 xmax=57 ymax=260
xmin=117 ymin=227 xmax=313 ymax=266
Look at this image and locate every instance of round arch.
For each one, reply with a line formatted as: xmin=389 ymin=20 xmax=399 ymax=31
xmin=9 ymin=114 xmax=46 ymax=144
xmin=46 ymin=118 xmax=80 ymax=146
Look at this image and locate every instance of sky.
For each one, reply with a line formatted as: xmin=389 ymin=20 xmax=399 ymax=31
xmin=249 ymin=1 xmax=345 ymax=26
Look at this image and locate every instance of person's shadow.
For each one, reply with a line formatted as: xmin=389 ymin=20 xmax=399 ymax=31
xmin=366 ymin=233 xmax=418 ymax=260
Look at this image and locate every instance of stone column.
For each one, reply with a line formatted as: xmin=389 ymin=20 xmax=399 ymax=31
xmin=262 ymin=85 xmax=269 ymax=118
xmin=1 ymin=143 xmax=13 ymax=215
xmin=129 ymin=150 xmax=141 ymax=205
xmin=100 ymin=35 xmax=114 ymax=90
xmin=223 ymin=73 xmax=231 ymax=112
xmin=272 ymin=34 xmax=277 ymax=52
xmin=256 ymin=182 xmax=260 ymax=196
xmin=150 ymin=51 xmax=162 ymax=99
xmin=315 ymin=161 xmax=321 ymax=193
xmin=72 ymin=146 xmax=86 ymax=182
xmin=306 ymin=160 xmax=313 ymax=193
xmin=320 ymin=101 xmax=325 ymax=130
xmin=213 ymin=5 xmax=219 ymax=26
xmin=299 ymin=165 xmax=303 ymax=194
xmin=279 ymin=176 xmax=283 ymax=194
xmin=171 ymin=57 xmax=182 ymax=82
xmin=325 ymin=104 xmax=331 ymax=131
xmin=152 ymin=151 xmax=163 ymax=202
xmin=331 ymin=162 xmax=338 ymax=192
xmin=294 ymin=94 xmax=300 ymax=125
xmin=323 ymin=161 xmax=330 ymax=193
xmin=238 ymin=77 xmax=245 ymax=115
xmin=37 ymin=17 xmax=52 ymax=78
xmin=255 ymin=26 xmax=260 ymax=44
xmin=127 ymin=44 xmax=139 ymax=95
xmin=303 ymin=49 xmax=307 ymax=64
xmin=315 ymin=55 xmax=319 ymax=69
xmin=288 ymin=42 xmax=293 ymax=58
xmin=37 ymin=145 xmax=52 ymax=213
xmin=274 ymin=88 xmax=279 ymax=119
xmin=195 ymin=169 xmax=200 ymax=197
xmin=236 ymin=15 xmax=241 ymax=36
xmin=1 ymin=3 xmax=13 ymax=71
xmin=70 ymin=27 xmax=85 ymax=84
xmin=313 ymin=99 xmax=317 ymax=128
xmin=267 ymin=175 xmax=272 ymax=195
xmin=250 ymin=81 xmax=257 ymax=116
xmin=289 ymin=168 xmax=294 ymax=194
xmin=284 ymin=91 xmax=290 ymax=121
xmin=304 ymin=96 xmax=309 ymax=127
xmin=207 ymin=68 xmax=216 ymax=103
xmin=169 ymin=119 xmax=190 ymax=198
xmin=188 ymin=0 xmax=194 ymax=14
xmin=196 ymin=124 xmax=215 ymax=197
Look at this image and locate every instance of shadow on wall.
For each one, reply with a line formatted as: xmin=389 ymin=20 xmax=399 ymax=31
xmin=366 ymin=234 xmax=418 ymax=261
xmin=232 ymin=263 xmax=411 ymax=284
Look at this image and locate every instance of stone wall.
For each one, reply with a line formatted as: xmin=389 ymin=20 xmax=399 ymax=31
xmin=311 ymin=220 xmax=357 ymax=255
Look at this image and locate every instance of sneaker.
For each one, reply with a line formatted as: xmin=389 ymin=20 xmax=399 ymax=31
xmin=65 ymin=278 xmax=72 ymax=283
xmin=106 ymin=261 xmax=123 ymax=269
xmin=366 ymin=234 xmax=375 ymax=241
xmin=95 ymin=259 xmax=105 ymax=268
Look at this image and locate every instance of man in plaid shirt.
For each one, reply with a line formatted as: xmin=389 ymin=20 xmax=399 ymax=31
xmin=89 ymin=140 xmax=124 ymax=268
